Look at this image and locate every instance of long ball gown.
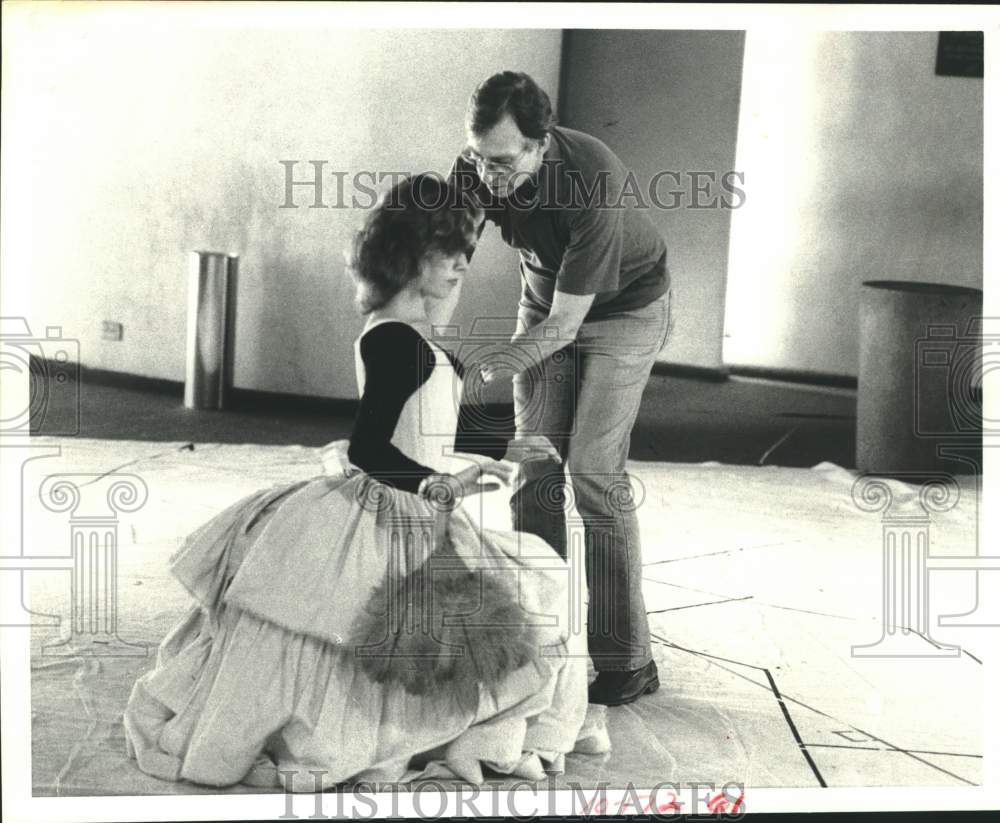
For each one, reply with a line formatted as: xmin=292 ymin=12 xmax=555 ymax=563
xmin=123 ymin=318 xmax=608 ymax=789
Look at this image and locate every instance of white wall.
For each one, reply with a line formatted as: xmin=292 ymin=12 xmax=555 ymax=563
xmin=10 ymin=17 xmax=978 ymax=391
xmin=724 ymin=31 xmax=983 ymax=376
xmin=6 ymin=5 xmax=560 ymax=398
xmin=558 ymin=30 xmax=746 ymax=371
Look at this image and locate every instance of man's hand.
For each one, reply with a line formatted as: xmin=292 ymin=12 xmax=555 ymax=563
xmin=479 ymin=358 xmax=521 ymax=384
xmin=503 ymin=435 xmax=562 ymax=466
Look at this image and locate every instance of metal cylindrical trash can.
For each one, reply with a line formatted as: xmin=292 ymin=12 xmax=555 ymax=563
xmin=185 ymin=251 xmax=238 ymax=410
xmin=857 ymin=280 xmax=982 ymax=474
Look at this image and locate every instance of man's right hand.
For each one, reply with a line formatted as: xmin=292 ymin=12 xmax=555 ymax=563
xmin=503 ymin=435 xmax=561 ymax=466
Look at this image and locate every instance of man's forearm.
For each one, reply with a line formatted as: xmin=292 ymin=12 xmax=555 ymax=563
xmin=509 ymin=312 xmax=580 ymax=371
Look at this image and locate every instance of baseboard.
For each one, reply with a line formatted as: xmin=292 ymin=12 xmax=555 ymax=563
xmin=652 ymin=359 xmax=859 ymax=390
xmin=72 ymin=363 xmax=185 ymax=397
xmin=728 ymin=366 xmax=859 ymax=390
xmin=42 ymin=358 xmax=524 ymax=421
xmin=45 ymin=359 xmax=361 ymax=417
xmin=46 ymin=358 xmax=860 ymax=417
xmin=651 ymin=361 xmax=730 ymax=382
xmin=228 ymin=387 xmax=359 ymax=417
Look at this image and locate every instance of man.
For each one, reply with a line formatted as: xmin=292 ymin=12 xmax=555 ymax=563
xmin=449 ymin=71 xmax=671 ymax=706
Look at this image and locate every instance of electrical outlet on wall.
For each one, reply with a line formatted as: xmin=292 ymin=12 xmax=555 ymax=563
xmin=101 ymin=321 xmax=123 ymax=341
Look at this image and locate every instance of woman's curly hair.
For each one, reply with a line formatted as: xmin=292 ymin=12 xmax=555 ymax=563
xmin=346 ymin=174 xmax=480 ymax=314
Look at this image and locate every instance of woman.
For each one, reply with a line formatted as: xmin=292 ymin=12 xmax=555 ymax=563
xmin=124 ymin=174 xmax=608 ymax=790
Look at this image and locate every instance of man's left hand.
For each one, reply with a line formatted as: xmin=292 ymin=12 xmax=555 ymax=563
xmin=479 ymin=360 xmax=521 ymax=384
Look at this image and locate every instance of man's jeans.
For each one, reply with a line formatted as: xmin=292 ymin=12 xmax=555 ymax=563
xmin=511 ymin=291 xmax=672 ymax=672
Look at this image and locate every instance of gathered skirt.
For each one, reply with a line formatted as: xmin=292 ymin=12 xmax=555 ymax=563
xmin=123 ymin=471 xmax=608 ymax=789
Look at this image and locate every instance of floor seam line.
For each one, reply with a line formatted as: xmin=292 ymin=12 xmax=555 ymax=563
xmin=764 ymin=668 xmax=827 ymax=788
xmin=647 ymin=596 xmax=754 ymax=615
xmin=651 ymin=633 xmax=979 ymax=786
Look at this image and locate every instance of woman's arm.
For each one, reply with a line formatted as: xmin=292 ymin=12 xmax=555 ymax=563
xmin=348 ymin=323 xmax=438 ymax=494
xmin=348 ymin=323 xmax=513 ymax=509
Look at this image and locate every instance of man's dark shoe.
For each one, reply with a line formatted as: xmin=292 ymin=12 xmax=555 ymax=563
xmin=588 ymin=660 xmax=659 ymax=706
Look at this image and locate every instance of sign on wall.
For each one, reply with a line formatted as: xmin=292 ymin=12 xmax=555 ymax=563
xmin=935 ymin=32 xmax=984 ymax=78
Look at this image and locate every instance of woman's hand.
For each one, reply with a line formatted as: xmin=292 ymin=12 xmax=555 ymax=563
xmin=461 ymin=460 xmax=516 ymax=490
xmin=319 ymin=439 xmax=355 ymax=477
xmin=420 ymin=461 xmax=516 ymax=509
xmin=502 ymin=435 xmax=562 ymax=466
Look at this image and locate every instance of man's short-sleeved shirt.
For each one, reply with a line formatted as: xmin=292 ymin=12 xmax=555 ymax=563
xmin=450 ymin=126 xmax=669 ymax=320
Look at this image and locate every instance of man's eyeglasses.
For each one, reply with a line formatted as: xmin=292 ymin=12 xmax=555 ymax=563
xmin=461 ymin=144 xmax=535 ymax=175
